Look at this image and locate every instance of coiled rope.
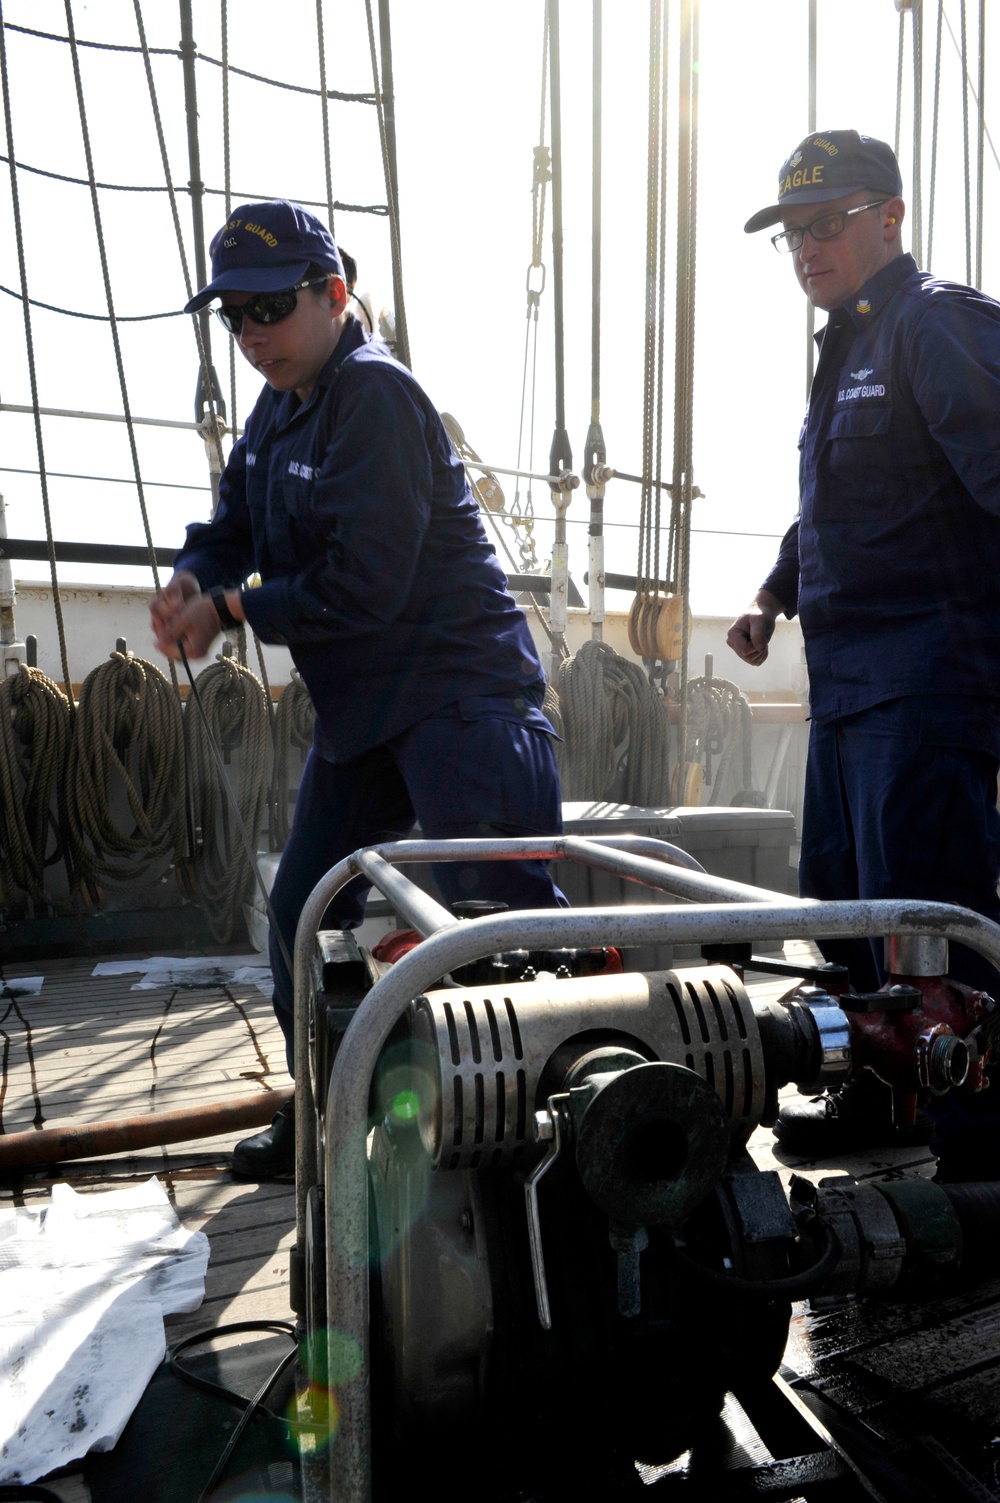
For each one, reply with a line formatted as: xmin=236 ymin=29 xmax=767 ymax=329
xmin=555 ymin=639 xmax=670 ymax=805
xmin=0 ymin=665 xmax=73 ymax=905
xmin=269 ymin=673 xmax=314 ymax=852
xmin=184 ymin=657 xmax=271 ymax=943
xmin=64 ymin=653 xmax=186 ymax=898
xmin=682 ymin=675 xmax=761 ymax=807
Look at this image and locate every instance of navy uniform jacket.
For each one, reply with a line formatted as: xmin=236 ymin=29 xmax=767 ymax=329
xmin=762 ymin=253 xmax=1000 ymax=728
xmin=175 ymin=317 xmax=548 ymax=761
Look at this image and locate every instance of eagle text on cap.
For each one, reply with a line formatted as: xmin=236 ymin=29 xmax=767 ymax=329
xmin=778 ymin=136 xmax=840 ymax=201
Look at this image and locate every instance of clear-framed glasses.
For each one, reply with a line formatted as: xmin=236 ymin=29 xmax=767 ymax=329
xmin=771 ymin=200 xmax=889 ymax=254
xmin=214 ymin=276 xmax=331 ymax=334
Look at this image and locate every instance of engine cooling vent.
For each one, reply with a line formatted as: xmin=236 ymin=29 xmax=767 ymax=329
xmin=413 ymin=967 xmax=764 ymax=1172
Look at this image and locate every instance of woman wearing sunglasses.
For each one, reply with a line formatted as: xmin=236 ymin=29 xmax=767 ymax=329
xmin=150 ymin=201 xmax=565 ymax=1178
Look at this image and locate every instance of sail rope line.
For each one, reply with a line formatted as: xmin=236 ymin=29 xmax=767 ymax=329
xmin=635 ymin=0 xmax=664 ymax=609
xmin=911 ymin=0 xmax=924 ymax=269
xmin=938 ymin=3 xmax=1000 ymax=172
xmin=316 ymin=0 xmax=336 ymax=232
xmin=132 ymin=0 xmax=226 ymax=486
xmin=364 ymin=0 xmax=410 ymax=368
xmin=627 ymin=0 xmax=683 ymax=702
xmin=220 ymin=6 xmax=274 ymax=722
xmin=895 ymin=5 xmax=905 ymax=159
xmin=975 ymin=0 xmax=985 ymax=290
xmin=927 ymin=0 xmax=944 ymax=269
xmin=510 ymin=7 xmax=550 ymax=577
xmin=221 ymin=0 xmax=237 ymax=437
xmin=0 ymin=286 xmax=183 ymax=319
xmin=672 ymin=0 xmax=700 ymax=800
xmin=960 ymin=0 xmax=972 ymax=283
xmin=0 ymin=1 xmax=74 ymax=707
xmin=3 ymin=18 xmax=376 ymax=102
xmin=0 ymin=149 xmax=387 ymax=216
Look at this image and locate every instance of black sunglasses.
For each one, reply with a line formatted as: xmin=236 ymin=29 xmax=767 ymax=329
xmin=214 ymin=276 xmax=330 ymax=335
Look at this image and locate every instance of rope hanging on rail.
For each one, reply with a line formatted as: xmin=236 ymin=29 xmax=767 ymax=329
xmin=64 ymin=653 xmax=186 ymax=899
xmin=0 ymin=665 xmax=74 ymax=906
xmin=269 ymin=674 xmax=314 ymax=852
xmin=183 ymin=657 xmax=271 ymax=943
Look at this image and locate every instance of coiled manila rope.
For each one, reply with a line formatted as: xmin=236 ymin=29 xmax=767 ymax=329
xmin=65 ymin=652 xmax=185 ymax=897
xmin=683 ymin=675 xmax=762 ymax=806
xmin=269 ymin=672 xmax=314 ymax=851
xmin=185 ymin=656 xmax=271 ymax=942
xmin=0 ymin=664 xmax=73 ymax=904
xmin=556 ymin=639 xmax=670 ymax=805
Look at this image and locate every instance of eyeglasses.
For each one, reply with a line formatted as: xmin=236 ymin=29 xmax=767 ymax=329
xmin=771 ymin=200 xmax=889 ymax=254
xmin=214 ymin=276 xmax=330 ymax=335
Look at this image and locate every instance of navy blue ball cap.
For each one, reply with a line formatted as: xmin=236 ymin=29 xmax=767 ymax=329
xmin=183 ymin=200 xmax=345 ymax=313
xmin=744 ymin=130 xmax=903 ymax=233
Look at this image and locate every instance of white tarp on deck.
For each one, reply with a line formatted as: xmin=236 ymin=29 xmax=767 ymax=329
xmin=0 ymin=1177 xmax=209 ymax=1485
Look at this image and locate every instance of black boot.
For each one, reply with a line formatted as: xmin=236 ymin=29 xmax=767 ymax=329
xmin=774 ymin=1072 xmax=933 ymax=1157
xmin=232 ymin=1097 xmax=296 ymax=1179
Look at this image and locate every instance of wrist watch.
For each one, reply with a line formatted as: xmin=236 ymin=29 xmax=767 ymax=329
xmin=208 ymin=585 xmax=240 ymax=631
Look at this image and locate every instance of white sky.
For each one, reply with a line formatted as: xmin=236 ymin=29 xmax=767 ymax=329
xmin=0 ymin=0 xmax=994 ymax=622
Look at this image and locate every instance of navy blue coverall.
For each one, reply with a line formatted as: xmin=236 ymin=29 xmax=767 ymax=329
xmin=761 ymin=253 xmax=1000 ymax=1171
xmin=175 ymin=316 xmax=564 ymax=1070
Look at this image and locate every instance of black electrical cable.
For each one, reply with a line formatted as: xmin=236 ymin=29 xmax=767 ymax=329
xmin=168 ymin=1320 xmax=298 ymax=1503
xmin=669 ymin=1217 xmax=841 ymax=1299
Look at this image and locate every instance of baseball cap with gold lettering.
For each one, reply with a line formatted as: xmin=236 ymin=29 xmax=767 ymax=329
xmin=744 ymin=130 xmax=903 ymax=234
xmin=184 ymin=200 xmax=344 ymax=313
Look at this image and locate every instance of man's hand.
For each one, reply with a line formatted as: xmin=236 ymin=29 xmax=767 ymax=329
xmin=726 ymin=590 xmax=784 ymax=667
xmin=150 ymin=570 xmax=224 ymax=662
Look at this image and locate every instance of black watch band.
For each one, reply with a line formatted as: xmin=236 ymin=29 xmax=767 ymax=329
xmin=208 ymin=585 xmax=240 ymax=631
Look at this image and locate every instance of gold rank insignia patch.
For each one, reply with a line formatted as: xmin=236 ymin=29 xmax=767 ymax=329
xmin=856 ymin=299 xmax=872 ymax=314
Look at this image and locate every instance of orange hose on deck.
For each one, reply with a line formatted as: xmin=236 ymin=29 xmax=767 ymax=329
xmin=0 ymin=1087 xmax=294 ymax=1169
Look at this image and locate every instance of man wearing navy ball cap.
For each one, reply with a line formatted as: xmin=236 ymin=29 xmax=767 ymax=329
xmin=728 ymin=131 xmax=1000 ymax=1176
xmin=151 ymin=201 xmax=565 ymax=1177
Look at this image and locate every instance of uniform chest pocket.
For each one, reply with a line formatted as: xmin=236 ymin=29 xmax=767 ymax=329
xmin=826 ymin=405 xmax=892 ymax=442
xmin=280 ymin=471 xmax=315 ymax=519
xmin=816 ymin=404 xmax=899 ymax=521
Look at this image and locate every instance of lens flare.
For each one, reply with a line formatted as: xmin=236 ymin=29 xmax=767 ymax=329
xmin=391 ymin=1087 xmax=421 ymax=1121
xmin=288 ymin=1382 xmax=341 ymax=1451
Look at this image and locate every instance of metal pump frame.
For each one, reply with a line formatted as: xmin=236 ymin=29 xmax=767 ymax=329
xmin=290 ymin=834 xmax=1000 ymax=1503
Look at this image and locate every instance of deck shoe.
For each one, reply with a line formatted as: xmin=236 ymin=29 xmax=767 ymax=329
xmin=773 ymin=1072 xmax=934 ymax=1157
xmin=232 ymin=1097 xmax=296 ymax=1179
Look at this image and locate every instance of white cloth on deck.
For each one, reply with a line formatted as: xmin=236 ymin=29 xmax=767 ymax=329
xmin=0 ymin=1177 xmax=209 ymax=1485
